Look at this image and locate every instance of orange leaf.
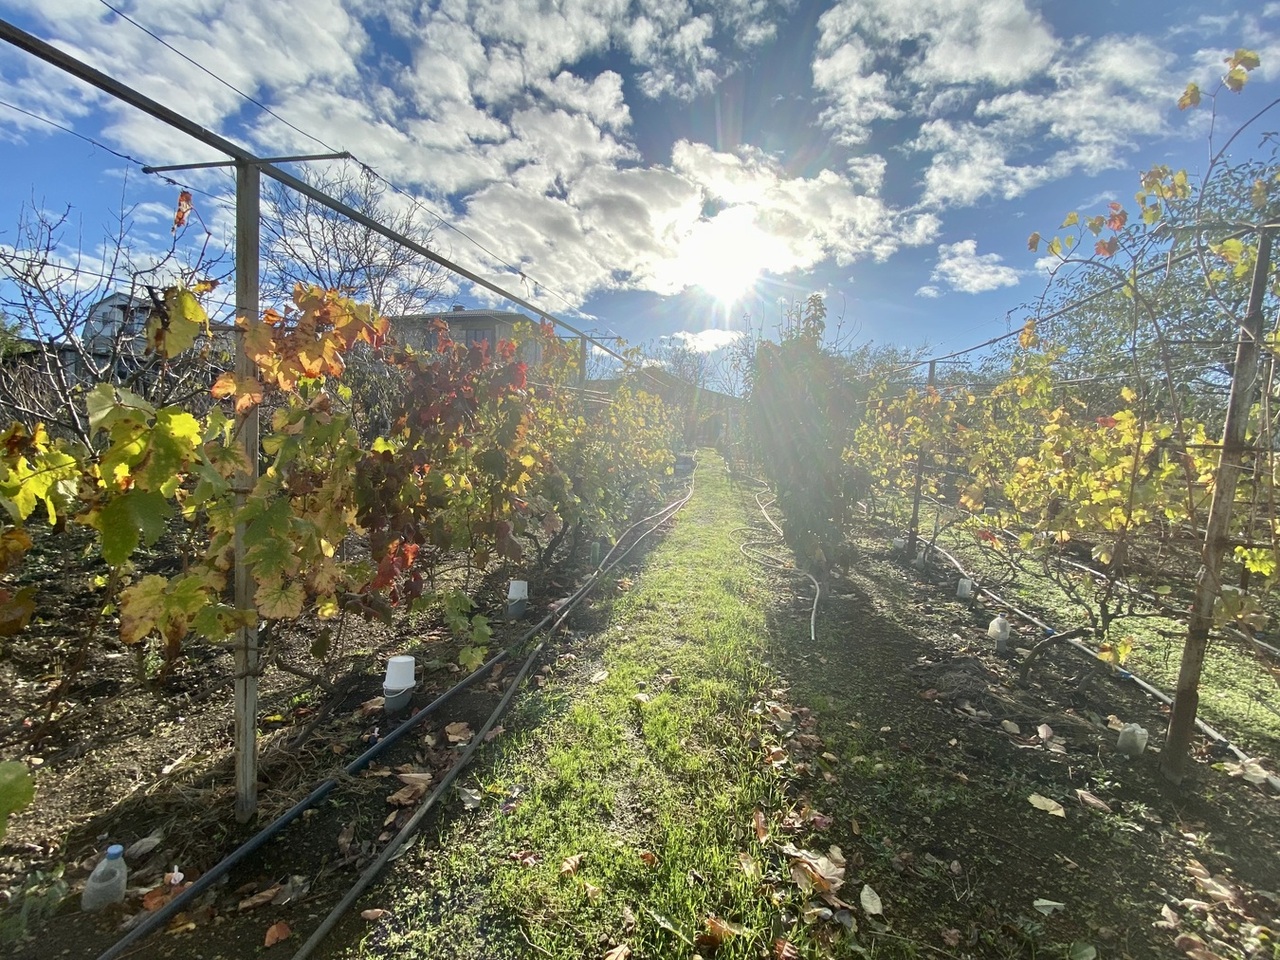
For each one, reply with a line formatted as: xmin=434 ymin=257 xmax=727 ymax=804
xmin=264 ymin=921 xmax=291 ymax=947
xmin=753 ymin=809 xmax=770 ymax=843
xmin=1095 ymin=237 xmax=1119 ymax=258
xmin=172 ymin=190 xmax=193 ymax=232
xmin=774 ymin=938 xmax=800 ymax=959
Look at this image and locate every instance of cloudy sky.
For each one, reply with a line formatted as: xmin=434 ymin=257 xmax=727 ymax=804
xmin=0 ymin=0 xmax=1277 ymax=357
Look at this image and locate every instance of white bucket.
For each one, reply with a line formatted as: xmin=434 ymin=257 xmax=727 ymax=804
xmin=383 ymin=655 xmax=415 ymax=712
xmin=507 ymin=580 xmax=528 ymax=619
xmin=1117 ymin=723 xmax=1149 ymax=757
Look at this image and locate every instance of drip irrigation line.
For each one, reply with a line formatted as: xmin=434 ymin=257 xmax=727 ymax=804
xmin=94 ymin=650 xmax=507 ymax=960
xmin=289 ymin=465 xmax=697 ymax=960
xmin=731 ymin=491 xmax=820 ymax=645
xmin=920 ymin=538 xmax=1280 ymax=791
xmin=98 ymin=472 xmax=694 ymax=960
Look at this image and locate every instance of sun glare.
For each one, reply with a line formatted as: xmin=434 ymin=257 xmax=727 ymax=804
xmin=682 ymin=208 xmax=772 ymax=305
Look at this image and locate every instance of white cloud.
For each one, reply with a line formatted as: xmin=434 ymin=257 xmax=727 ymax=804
xmin=669 ymin=328 xmax=744 ymax=352
xmin=915 ymin=285 xmax=942 ymax=298
xmin=931 ymin=240 xmax=1022 ymax=294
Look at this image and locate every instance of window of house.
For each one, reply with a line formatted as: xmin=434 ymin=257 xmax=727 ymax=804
xmin=464 ymin=327 xmax=495 ymax=348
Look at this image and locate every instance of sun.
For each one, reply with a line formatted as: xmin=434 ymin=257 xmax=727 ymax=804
xmin=681 ymin=207 xmax=772 ymax=305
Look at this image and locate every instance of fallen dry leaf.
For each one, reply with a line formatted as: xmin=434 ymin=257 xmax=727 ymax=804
xmin=639 ymin=850 xmax=659 ymax=868
xmin=703 ymin=914 xmax=746 ymax=946
xmin=603 ymin=945 xmax=631 ymax=960
xmin=264 ymin=921 xmax=291 ymax=947
xmin=360 ymin=908 xmax=390 ymax=921
xmin=860 ymin=883 xmax=883 ymax=916
xmin=773 ymin=938 xmax=800 ymax=959
xmin=458 ymin=787 xmax=483 ymax=810
xmin=239 ymin=883 xmax=284 ymax=911
xmin=1028 ymin=793 xmax=1066 ymax=818
xmin=585 ymin=882 xmax=602 ymax=901
xmin=509 ymin=849 xmax=541 ymax=867
xmin=942 ymin=928 xmax=962 ymax=947
xmin=560 ymin=853 xmax=586 ymax=876
xmin=484 ymin=725 xmax=505 ymax=743
xmin=445 ymin=721 xmax=473 ymax=744
xmin=1075 ymin=789 xmax=1112 ymax=814
xmin=753 ymin=809 xmax=770 ymax=843
xmin=1001 ymin=720 xmax=1021 ymax=735
xmin=738 ymin=852 xmax=760 ymax=880
xmin=589 ymin=669 xmax=609 ymax=683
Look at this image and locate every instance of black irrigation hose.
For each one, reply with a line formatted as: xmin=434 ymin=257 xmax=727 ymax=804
xmin=98 ymin=475 xmax=696 ymax=960
xmin=922 ymin=539 xmax=1280 ymax=791
xmin=290 ymin=465 xmax=698 ymax=959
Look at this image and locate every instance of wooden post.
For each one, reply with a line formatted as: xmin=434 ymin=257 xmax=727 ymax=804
xmin=1161 ymin=227 xmax=1273 ymax=784
xmin=907 ymin=360 xmax=936 ymax=555
xmin=233 ymin=160 xmax=261 ymax=821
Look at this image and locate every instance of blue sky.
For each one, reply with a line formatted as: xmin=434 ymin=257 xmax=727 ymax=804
xmin=0 ymin=0 xmax=1277 ymax=362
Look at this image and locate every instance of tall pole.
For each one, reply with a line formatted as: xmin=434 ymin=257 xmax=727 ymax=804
xmin=907 ymin=360 xmax=936 ymax=555
xmin=1161 ymin=227 xmax=1274 ymax=784
xmin=233 ymin=161 xmax=261 ymax=821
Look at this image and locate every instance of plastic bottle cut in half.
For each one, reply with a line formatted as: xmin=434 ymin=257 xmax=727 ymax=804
xmin=81 ymin=844 xmax=127 ymax=911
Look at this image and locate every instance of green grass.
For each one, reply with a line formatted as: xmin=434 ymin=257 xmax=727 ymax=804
xmin=350 ymin=454 xmax=829 ymax=959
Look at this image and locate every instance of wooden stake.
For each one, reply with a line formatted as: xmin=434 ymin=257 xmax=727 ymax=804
xmin=1161 ymin=227 xmax=1273 ymax=784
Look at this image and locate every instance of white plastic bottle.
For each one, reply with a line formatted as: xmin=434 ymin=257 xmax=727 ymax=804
xmin=987 ymin=614 xmax=1011 ymax=655
xmin=81 ymin=844 xmax=127 ymax=911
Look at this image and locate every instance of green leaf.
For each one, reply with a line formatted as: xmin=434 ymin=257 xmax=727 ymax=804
xmin=0 ymin=762 xmax=35 ymax=842
xmin=147 ymin=287 xmax=208 ymax=357
xmin=98 ymin=490 xmax=172 ymax=566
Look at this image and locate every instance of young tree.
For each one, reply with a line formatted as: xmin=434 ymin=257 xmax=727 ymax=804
xmin=0 ymin=198 xmax=230 ymax=448
xmin=260 ymin=160 xmax=447 ymax=317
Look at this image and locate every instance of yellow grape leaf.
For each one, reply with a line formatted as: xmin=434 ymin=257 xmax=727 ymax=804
xmin=1228 ymin=48 xmax=1261 ymax=71
xmin=1019 ymin=320 xmax=1039 ymax=350
xmin=256 ymin=578 xmax=305 ymax=620
xmin=1120 ymin=385 xmax=1136 ymax=403
xmin=1060 ymin=212 xmax=1079 ymax=228
xmin=1177 ymin=82 xmax=1200 ymax=110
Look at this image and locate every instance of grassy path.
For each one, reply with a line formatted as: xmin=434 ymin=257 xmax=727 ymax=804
xmin=348 ymin=454 xmax=799 ymax=958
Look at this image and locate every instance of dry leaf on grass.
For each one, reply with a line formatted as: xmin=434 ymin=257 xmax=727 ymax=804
xmin=1029 ymin=793 xmax=1066 ymax=817
xmin=774 ymin=938 xmax=800 ymax=959
xmin=509 ymin=849 xmax=541 ymax=867
xmin=737 ymin=853 xmax=760 ymax=880
xmin=603 ymin=945 xmax=631 ymax=960
xmin=860 ymin=884 xmax=883 ymax=916
xmin=264 ymin=921 xmax=291 ymax=947
xmin=753 ymin=809 xmax=770 ymax=843
xmin=560 ymin=853 xmax=585 ymax=876
xmin=1075 ymin=789 xmax=1112 ymax=813
xmin=361 ymin=908 xmax=389 ymax=921
xmin=458 ymin=787 xmax=483 ymax=810
xmin=639 ymin=850 xmax=659 ymax=868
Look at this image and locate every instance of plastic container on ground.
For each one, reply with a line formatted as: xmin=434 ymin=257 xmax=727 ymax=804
xmin=1117 ymin=723 xmax=1149 ymax=757
xmin=507 ymin=580 xmax=528 ymax=620
xmin=383 ymin=655 xmax=415 ymax=713
xmin=81 ymin=844 xmax=127 ymax=911
xmin=957 ymin=577 xmax=975 ymax=600
xmin=987 ymin=614 xmax=1010 ymax=655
